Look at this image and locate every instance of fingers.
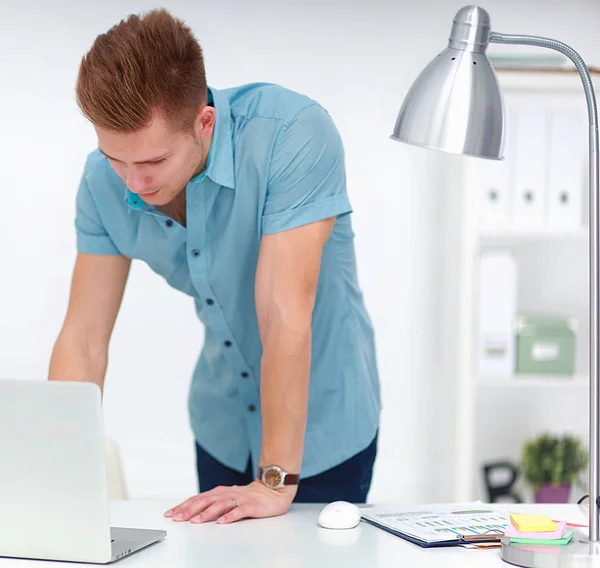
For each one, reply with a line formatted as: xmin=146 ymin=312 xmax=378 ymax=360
xmin=167 ymin=495 xmax=218 ymax=521
xmin=217 ymin=503 xmax=255 ymax=525
xmin=191 ymin=500 xmax=237 ymax=524
xmin=164 ymin=495 xmax=198 ymax=517
xmin=164 ymin=486 xmax=229 ymax=519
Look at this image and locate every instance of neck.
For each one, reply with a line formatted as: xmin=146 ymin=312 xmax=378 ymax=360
xmin=161 ymin=190 xmax=187 ymax=227
xmin=191 ymin=132 xmax=213 ymax=179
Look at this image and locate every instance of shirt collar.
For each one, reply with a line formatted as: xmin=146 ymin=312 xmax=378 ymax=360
xmin=188 ymin=86 xmax=236 ymax=189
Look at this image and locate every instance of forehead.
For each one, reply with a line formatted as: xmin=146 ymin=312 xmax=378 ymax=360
xmin=95 ymin=113 xmax=182 ymax=162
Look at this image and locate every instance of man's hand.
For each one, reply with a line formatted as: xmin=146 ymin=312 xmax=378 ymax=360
xmin=164 ymin=481 xmax=296 ymax=524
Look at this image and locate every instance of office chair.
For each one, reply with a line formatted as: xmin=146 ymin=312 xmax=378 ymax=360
xmin=482 ymin=460 xmax=523 ymax=503
xmin=105 ymin=437 xmax=129 ymax=500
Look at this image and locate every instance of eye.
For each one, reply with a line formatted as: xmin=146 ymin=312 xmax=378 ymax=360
xmin=149 ymin=158 xmax=167 ymax=166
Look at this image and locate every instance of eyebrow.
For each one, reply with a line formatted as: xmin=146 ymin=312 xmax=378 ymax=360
xmin=98 ymin=148 xmax=169 ymax=165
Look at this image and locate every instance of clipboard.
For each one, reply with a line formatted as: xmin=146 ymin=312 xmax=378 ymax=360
xmin=361 ymin=517 xmax=504 ymax=548
xmin=360 ymin=504 xmax=510 ymax=548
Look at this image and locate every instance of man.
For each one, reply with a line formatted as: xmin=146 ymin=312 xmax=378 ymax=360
xmin=49 ymin=8 xmax=380 ymax=524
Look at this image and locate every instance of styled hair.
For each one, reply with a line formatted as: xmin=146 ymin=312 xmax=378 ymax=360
xmin=76 ymin=8 xmax=207 ymax=132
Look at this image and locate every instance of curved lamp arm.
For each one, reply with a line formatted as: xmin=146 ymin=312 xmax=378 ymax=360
xmin=491 ymin=31 xmax=599 ymax=542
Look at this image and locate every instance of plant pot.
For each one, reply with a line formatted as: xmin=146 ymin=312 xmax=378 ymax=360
xmin=534 ymin=483 xmax=571 ymax=503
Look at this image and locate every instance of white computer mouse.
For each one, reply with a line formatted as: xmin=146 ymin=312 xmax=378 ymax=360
xmin=317 ymin=500 xmax=361 ymax=529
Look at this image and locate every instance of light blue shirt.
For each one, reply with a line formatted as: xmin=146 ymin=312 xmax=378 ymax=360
xmin=75 ymin=83 xmax=380 ymax=478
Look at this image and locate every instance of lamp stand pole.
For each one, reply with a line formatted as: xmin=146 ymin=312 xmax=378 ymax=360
xmin=489 ymin=32 xmax=600 ymax=567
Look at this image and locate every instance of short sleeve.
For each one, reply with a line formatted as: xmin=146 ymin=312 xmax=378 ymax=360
xmin=75 ymin=175 xmax=121 ymax=255
xmin=261 ymin=105 xmax=352 ymax=235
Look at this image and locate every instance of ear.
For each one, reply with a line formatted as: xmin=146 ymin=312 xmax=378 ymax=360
xmin=194 ymin=105 xmax=216 ymax=140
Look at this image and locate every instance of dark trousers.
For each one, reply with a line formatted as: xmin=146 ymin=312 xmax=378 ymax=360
xmin=195 ymin=434 xmax=378 ymax=503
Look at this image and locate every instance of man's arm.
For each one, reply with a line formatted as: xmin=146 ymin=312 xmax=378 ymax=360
xmin=255 ymin=217 xmax=336 ymax=477
xmin=163 ymin=105 xmax=346 ymax=525
xmin=49 ymin=253 xmax=131 ymax=392
xmin=163 ymin=217 xmax=335 ymax=525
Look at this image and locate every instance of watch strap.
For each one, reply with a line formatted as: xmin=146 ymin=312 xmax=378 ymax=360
xmin=258 ymin=466 xmax=300 ymax=486
xmin=282 ymin=473 xmax=300 ymax=485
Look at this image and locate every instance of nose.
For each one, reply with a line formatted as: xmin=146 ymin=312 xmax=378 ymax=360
xmin=125 ymin=167 xmax=152 ymax=194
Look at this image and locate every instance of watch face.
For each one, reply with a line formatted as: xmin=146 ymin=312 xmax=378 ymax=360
xmin=264 ymin=468 xmax=283 ymax=487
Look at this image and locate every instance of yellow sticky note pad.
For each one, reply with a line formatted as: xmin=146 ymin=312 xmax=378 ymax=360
xmin=510 ymin=513 xmax=557 ymax=533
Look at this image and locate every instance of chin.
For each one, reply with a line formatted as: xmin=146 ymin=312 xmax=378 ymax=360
xmin=141 ymin=189 xmax=169 ymax=205
xmin=156 ymin=193 xmax=178 ymax=206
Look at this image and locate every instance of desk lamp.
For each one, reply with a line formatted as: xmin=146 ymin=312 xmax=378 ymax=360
xmin=391 ymin=5 xmax=599 ymax=567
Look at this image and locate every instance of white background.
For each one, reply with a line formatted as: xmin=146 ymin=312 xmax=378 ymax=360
xmin=1 ymin=0 xmax=599 ymax=503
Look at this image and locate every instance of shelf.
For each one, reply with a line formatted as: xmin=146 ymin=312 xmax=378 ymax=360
xmin=477 ymin=374 xmax=588 ymax=387
xmin=479 ymin=227 xmax=588 ymax=241
xmin=496 ymin=69 xmax=600 ymax=92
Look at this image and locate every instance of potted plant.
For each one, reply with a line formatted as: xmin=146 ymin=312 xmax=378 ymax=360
xmin=520 ymin=432 xmax=588 ymax=503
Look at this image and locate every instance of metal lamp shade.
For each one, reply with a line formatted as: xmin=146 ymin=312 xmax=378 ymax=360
xmin=391 ymin=46 xmax=505 ymax=160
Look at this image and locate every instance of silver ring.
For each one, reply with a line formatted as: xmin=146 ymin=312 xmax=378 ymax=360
xmin=231 ymin=498 xmax=239 ymax=508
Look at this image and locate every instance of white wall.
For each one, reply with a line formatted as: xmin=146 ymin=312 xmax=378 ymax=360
xmin=1 ymin=0 xmax=599 ymax=504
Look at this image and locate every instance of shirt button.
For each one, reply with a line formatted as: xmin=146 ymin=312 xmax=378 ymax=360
xmin=191 ymin=249 xmax=200 ymax=257
xmin=241 ymin=372 xmax=249 ymax=378
xmin=224 ymin=340 xmax=232 ymax=348
xmin=248 ymin=405 xmax=256 ymax=413
xmin=165 ymin=219 xmax=173 ymax=227
xmin=206 ymin=299 xmax=214 ymax=305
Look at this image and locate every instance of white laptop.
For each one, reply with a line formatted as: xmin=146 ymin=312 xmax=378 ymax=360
xmin=0 ymin=379 xmax=166 ymax=563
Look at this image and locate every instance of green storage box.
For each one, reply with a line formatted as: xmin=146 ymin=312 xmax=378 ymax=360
xmin=515 ymin=315 xmax=577 ymax=376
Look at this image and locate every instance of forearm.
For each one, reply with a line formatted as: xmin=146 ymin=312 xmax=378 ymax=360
xmin=259 ymin=317 xmax=311 ymax=474
xmin=48 ymin=328 xmax=108 ymax=392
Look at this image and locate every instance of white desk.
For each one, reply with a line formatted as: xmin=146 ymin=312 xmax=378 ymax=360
xmin=0 ymin=501 xmax=590 ymax=567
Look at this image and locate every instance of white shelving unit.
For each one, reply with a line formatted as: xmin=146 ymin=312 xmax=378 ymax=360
xmin=476 ymin=374 xmax=589 ymax=388
xmin=480 ymin=227 xmax=588 ymax=240
xmin=431 ymin=69 xmax=600 ymax=504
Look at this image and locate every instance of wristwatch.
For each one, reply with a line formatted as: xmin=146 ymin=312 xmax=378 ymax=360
xmin=258 ymin=465 xmax=300 ymax=489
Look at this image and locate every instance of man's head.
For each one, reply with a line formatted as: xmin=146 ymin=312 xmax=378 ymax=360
xmin=76 ymin=9 xmax=214 ymax=205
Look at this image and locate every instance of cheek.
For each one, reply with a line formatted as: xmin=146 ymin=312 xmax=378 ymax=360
xmin=109 ymin=161 xmax=125 ymax=179
xmin=110 ymin=162 xmax=131 ymax=185
xmin=162 ymin=161 xmax=184 ymax=184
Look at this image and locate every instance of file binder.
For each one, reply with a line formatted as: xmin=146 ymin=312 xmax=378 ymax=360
xmin=512 ymin=98 xmax=547 ymax=227
xmin=547 ymin=106 xmax=586 ymax=228
xmin=478 ymin=105 xmax=517 ymax=227
xmin=476 ymin=249 xmax=518 ymax=376
xmin=360 ymin=504 xmax=510 ymax=548
xmin=360 ymin=518 xmax=504 ymax=548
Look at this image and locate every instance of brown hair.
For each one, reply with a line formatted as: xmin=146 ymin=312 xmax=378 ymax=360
xmin=76 ymin=8 xmax=207 ymax=132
